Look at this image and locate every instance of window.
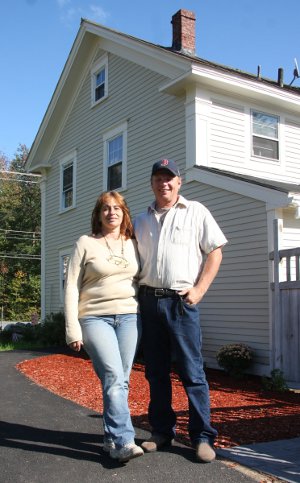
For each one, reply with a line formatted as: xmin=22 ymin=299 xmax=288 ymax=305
xmin=103 ymin=122 xmax=127 ymax=191
xmin=252 ymin=110 xmax=279 ymax=160
xmin=59 ymin=249 xmax=71 ymax=304
xmin=91 ymin=54 xmax=108 ymax=106
xmin=59 ymin=151 xmax=76 ymax=212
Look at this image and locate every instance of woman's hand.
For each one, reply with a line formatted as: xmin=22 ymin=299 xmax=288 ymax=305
xmin=69 ymin=340 xmax=83 ymax=352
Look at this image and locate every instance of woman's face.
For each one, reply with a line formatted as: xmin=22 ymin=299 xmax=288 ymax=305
xmin=100 ymin=197 xmax=124 ymax=232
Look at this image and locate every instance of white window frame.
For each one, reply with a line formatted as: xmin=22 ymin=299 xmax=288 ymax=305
xmin=59 ymin=248 xmax=71 ymax=305
xmin=251 ymin=110 xmax=279 ymax=161
xmin=59 ymin=150 xmax=77 ymax=212
xmin=103 ymin=121 xmax=128 ymax=191
xmin=91 ymin=54 xmax=108 ymax=107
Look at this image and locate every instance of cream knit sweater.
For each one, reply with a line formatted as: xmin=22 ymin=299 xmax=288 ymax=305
xmin=64 ymin=235 xmax=140 ymax=345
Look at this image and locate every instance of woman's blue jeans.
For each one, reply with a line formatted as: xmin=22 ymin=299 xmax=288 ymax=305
xmin=80 ymin=314 xmax=141 ymax=449
xmin=139 ymin=292 xmax=217 ymax=446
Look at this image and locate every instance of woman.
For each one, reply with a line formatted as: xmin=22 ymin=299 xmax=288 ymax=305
xmin=64 ymin=191 xmax=143 ymax=463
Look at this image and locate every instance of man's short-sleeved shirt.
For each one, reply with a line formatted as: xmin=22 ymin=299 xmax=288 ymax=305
xmin=134 ymin=195 xmax=228 ymax=290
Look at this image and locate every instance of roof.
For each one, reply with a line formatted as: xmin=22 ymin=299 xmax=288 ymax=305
xmin=26 ymin=18 xmax=300 ymax=172
xmin=194 ymin=165 xmax=300 ymax=195
xmin=85 ymin=19 xmax=300 ymax=95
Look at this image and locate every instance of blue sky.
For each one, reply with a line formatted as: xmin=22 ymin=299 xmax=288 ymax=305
xmin=2 ymin=0 xmax=300 ymax=161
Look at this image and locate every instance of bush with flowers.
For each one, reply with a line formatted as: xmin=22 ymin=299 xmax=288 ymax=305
xmin=216 ymin=343 xmax=253 ymax=378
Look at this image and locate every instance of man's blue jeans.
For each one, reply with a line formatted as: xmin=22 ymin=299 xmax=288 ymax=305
xmin=79 ymin=314 xmax=141 ymax=449
xmin=139 ymin=292 xmax=217 ymax=446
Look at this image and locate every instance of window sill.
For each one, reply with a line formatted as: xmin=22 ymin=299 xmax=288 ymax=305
xmin=251 ymin=155 xmax=280 ymax=165
xmin=91 ymin=94 xmax=109 ymax=109
xmin=59 ymin=205 xmax=76 ymax=215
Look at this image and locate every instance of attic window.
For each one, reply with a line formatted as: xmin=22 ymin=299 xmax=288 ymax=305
xmin=252 ymin=110 xmax=279 ymax=160
xmin=95 ymin=68 xmax=105 ymax=101
xmin=91 ymin=54 xmax=108 ymax=106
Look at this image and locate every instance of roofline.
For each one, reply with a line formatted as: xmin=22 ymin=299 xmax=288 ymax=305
xmin=186 ymin=165 xmax=300 ymax=209
xmin=83 ymin=19 xmax=300 ymax=95
xmin=26 ymin=17 xmax=300 ymax=171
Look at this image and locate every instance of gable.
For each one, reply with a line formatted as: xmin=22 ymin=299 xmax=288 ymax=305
xmin=27 ymin=17 xmax=300 ymax=174
xmin=26 ymin=21 xmax=191 ymax=172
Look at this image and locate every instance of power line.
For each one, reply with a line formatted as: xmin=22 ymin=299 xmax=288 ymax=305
xmin=0 ymin=170 xmax=41 ymax=178
xmin=0 ymin=253 xmax=41 ymax=260
xmin=0 ymin=230 xmax=41 ymax=242
xmin=0 ymin=229 xmax=41 ymax=235
xmin=0 ymin=177 xmax=39 ymax=184
xmin=1 ymin=236 xmax=41 ymax=242
xmin=0 ymin=170 xmax=41 ymax=184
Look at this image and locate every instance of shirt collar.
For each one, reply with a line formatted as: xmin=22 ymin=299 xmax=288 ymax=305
xmin=148 ymin=195 xmax=188 ymax=213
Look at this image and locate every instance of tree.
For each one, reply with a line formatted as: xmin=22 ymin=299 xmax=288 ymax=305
xmin=0 ymin=145 xmax=41 ymax=321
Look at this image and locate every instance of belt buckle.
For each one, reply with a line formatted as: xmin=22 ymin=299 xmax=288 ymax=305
xmin=154 ymin=288 xmax=164 ymax=297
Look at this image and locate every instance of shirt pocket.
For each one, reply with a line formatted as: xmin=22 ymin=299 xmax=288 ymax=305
xmin=171 ymin=226 xmax=192 ymax=245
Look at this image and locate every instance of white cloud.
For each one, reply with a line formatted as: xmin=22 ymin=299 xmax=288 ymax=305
xmin=89 ymin=5 xmax=109 ymax=23
xmin=58 ymin=2 xmax=109 ymax=28
xmin=56 ymin=0 xmax=71 ymax=8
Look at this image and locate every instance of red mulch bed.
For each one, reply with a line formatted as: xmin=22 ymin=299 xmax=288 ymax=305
xmin=16 ymin=352 xmax=300 ymax=448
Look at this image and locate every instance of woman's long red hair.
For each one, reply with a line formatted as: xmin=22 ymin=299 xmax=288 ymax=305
xmin=91 ymin=191 xmax=134 ymax=239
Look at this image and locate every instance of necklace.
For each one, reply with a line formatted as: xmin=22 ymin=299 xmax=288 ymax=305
xmin=103 ymin=235 xmax=129 ymax=268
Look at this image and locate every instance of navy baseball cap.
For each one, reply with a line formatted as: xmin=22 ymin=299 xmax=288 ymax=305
xmin=151 ymin=159 xmax=180 ymax=177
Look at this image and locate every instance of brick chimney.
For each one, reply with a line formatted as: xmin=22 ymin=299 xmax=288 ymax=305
xmin=171 ymin=9 xmax=196 ymax=56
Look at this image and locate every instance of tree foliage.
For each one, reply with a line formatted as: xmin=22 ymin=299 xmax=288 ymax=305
xmin=0 ymin=145 xmax=41 ymax=321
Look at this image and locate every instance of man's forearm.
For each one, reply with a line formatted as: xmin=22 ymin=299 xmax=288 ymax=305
xmin=195 ymin=247 xmax=223 ymax=298
xmin=178 ymin=246 xmax=224 ymax=304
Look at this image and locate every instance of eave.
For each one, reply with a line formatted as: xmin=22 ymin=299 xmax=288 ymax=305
xmin=186 ymin=166 xmax=300 ymax=210
xmin=26 ymin=20 xmax=191 ymax=172
xmin=159 ymin=65 xmax=300 ymax=113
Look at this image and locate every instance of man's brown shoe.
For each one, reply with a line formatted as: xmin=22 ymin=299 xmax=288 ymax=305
xmin=141 ymin=434 xmax=173 ymax=453
xmin=195 ymin=442 xmax=216 ymax=463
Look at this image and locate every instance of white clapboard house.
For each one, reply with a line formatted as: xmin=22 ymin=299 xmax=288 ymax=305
xmin=26 ymin=9 xmax=300 ymax=382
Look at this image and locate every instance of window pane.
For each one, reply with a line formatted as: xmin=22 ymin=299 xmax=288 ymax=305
xmin=108 ymin=135 xmax=123 ymax=166
xmin=253 ymin=136 xmax=278 ymax=159
xmin=253 ymin=112 xmax=278 ymax=138
xmin=96 ymin=69 xmax=105 ymax=86
xmin=95 ymin=84 xmax=105 ymax=101
xmin=63 ymin=164 xmax=73 ymax=190
xmin=108 ymin=162 xmax=122 ymax=190
xmin=62 ymin=162 xmax=73 ymax=208
xmin=95 ymin=68 xmax=105 ymax=101
xmin=64 ymin=188 xmax=73 ymax=208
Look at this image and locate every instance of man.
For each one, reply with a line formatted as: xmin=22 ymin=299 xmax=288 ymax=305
xmin=134 ymin=159 xmax=227 ymax=463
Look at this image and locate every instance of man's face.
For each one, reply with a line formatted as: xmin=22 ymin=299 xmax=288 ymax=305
xmin=151 ymin=169 xmax=182 ymax=208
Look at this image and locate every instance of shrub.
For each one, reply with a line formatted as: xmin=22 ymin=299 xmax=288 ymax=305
xmin=0 ymin=327 xmax=15 ymax=344
xmin=37 ymin=312 xmax=66 ymax=347
xmin=262 ymin=369 xmax=289 ymax=392
xmin=0 ymin=312 xmax=66 ymax=348
xmin=216 ymin=343 xmax=253 ymax=378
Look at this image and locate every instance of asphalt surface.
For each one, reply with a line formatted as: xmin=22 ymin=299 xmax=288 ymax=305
xmin=1 ymin=350 xmax=299 ymax=483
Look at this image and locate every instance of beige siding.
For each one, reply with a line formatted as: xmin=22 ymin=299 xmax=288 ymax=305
xmin=181 ymin=181 xmax=270 ymax=371
xmin=280 ymin=208 xmax=300 ymax=281
xmin=285 ymin=120 xmax=300 ymax=179
xmin=209 ymin=100 xmax=246 ymax=169
xmin=43 ymin=49 xmax=271 ymax=374
xmin=208 ymin=98 xmax=300 ymax=184
xmin=43 ymin=50 xmax=185 ymax=315
xmin=283 ymin=208 xmax=300 ymax=249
